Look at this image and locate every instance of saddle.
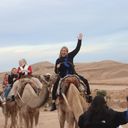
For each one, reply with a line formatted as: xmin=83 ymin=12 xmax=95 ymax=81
xmin=57 ymin=75 xmax=87 ymax=96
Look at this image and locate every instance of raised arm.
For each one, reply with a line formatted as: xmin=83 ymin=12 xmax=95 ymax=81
xmin=54 ymin=59 xmax=60 ymax=74
xmin=68 ymin=33 xmax=83 ymax=58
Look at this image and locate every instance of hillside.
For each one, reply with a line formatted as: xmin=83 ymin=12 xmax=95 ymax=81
xmin=0 ymin=60 xmax=128 ymax=85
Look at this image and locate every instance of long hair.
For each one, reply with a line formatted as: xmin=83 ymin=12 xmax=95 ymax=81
xmin=19 ymin=58 xmax=27 ymax=67
xmin=86 ymin=96 xmax=108 ymax=121
xmin=59 ymin=46 xmax=68 ymax=58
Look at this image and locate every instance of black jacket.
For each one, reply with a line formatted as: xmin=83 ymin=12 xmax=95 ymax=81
xmin=8 ymin=74 xmax=18 ymax=87
xmin=55 ymin=39 xmax=81 ymax=78
xmin=78 ymin=108 xmax=128 ymax=128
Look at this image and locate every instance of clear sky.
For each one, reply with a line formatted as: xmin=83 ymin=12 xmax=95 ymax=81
xmin=0 ymin=0 xmax=128 ymax=72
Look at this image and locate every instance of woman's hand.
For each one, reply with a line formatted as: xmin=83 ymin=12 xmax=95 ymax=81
xmin=57 ymin=64 xmax=60 ymax=68
xmin=78 ymin=33 xmax=83 ymax=40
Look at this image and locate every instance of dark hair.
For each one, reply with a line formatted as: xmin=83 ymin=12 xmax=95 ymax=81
xmin=126 ymin=96 xmax=128 ymax=102
xmin=86 ymin=95 xmax=108 ymax=122
xmin=91 ymin=95 xmax=106 ymax=107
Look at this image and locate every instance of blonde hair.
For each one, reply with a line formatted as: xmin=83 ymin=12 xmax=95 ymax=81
xmin=19 ymin=58 xmax=27 ymax=66
xmin=59 ymin=46 xmax=68 ymax=58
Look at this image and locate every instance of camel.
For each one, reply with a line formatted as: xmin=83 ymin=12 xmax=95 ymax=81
xmin=0 ymin=84 xmax=19 ymax=128
xmin=15 ymin=77 xmax=49 ymax=128
xmin=57 ymin=75 xmax=89 ymax=128
xmin=0 ymin=76 xmax=49 ymax=128
xmin=0 ymin=101 xmax=18 ymax=128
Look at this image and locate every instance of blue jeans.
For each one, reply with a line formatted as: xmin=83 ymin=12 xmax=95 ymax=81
xmin=3 ymin=84 xmax=12 ymax=98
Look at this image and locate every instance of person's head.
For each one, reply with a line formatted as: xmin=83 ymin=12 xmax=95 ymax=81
xmin=11 ymin=68 xmax=17 ymax=74
xmin=19 ymin=58 xmax=27 ymax=67
xmin=89 ymin=95 xmax=107 ymax=113
xmin=92 ymin=95 xmax=106 ymax=106
xmin=4 ymin=73 xmax=8 ymax=79
xmin=59 ymin=46 xmax=69 ymax=57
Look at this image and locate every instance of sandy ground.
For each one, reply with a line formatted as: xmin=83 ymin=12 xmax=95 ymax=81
xmin=0 ymin=84 xmax=128 ymax=128
xmin=0 ymin=109 xmax=127 ymax=128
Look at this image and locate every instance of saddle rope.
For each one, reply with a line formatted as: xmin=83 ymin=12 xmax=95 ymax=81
xmin=62 ymin=93 xmax=72 ymax=111
xmin=17 ymin=91 xmax=24 ymax=104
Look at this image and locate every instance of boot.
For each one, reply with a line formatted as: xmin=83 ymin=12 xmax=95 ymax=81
xmin=0 ymin=96 xmax=4 ymax=102
xmin=86 ymin=95 xmax=92 ymax=103
xmin=7 ymin=95 xmax=15 ymax=101
xmin=50 ymin=102 xmax=56 ymax=111
xmin=11 ymin=95 xmax=15 ymax=101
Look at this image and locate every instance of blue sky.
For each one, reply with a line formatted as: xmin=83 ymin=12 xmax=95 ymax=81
xmin=0 ymin=0 xmax=128 ymax=72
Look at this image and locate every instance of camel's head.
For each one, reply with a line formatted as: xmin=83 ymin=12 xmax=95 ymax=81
xmin=43 ymin=73 xmax=51 ymax=82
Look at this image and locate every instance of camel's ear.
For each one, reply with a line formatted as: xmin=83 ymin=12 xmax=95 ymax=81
xmin=43 ymin=73 xmax=51 ymax=81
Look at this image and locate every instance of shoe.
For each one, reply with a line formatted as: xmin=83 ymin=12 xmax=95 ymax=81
xmin=11 ymin=95 xmax=15 ymax=101
xmin=2 ymin=101 xmax=6 ymax=105
xmin=86 ymin=95 xmax=92 ymax=103
xmin=0 ymin=96 xmax=4 ymax=102
xmin=0 ymin=96 xmax=6 ymax=104
xmin=7 ymin=95 xmax=15 ymax=101
xmin=50 ymin=103 xmax=56 ymax=111
xmin=0 ymin=96 xmax=6 ymax=102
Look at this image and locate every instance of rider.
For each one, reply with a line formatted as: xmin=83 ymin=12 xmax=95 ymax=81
xmin=50 ymin=33 xmax=92 ymax=111
xmin=10 ymin=58 xmax=42 ymax=99
xmin=2 ymin=73 xmax=9 ymax=88
xmin=0 ymin=68 xmax=18 ymax=103
xmin=17 ymin=58 xmax=32 ymax=78
xmin=78 ymin=95 xmax=128 ymax=128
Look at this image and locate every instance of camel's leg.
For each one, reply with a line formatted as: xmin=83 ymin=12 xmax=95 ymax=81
xmin=75 ymin=120 xmax=78 ymax=128
xmin=4 ymin=115 xmax=8 ymax=128
xmin=10 ymin=113 xmax=17 ymax=128
xmin=24 ymin=117 xmax=29 ymax=128
xmin=67 ymin=119 xmax=74 ymax=128
xmin=58 ymin=108 xmax=66 ymax=128
xmin=66 ymin=112 xmax=75 ymax=128
xmin=34 ymin=109 xmax=39 ymax=126
xmin=19 ymin=111 xmax=23 ymax=128
xmin=29 ymin=113 xmax=34 ymax=128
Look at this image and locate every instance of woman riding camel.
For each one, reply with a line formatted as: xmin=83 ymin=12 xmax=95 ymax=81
xmin=78 ymin=95 xmax=128 ymax=128
xmin=2 ymin=73 xmax=9 ymax=88
xmin=17 ymin=58 xmax=32 ymax=78
xmin=0 ymin=68 xmax=18 ymax=103
xmin=50 ymin=33 xmax=92 ymax=111
xmin=10 ymin=59 xmax=42 ymax=100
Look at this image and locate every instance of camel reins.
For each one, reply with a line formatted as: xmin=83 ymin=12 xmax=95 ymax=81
xmin=17 ymin=91 xmax=25 ymax=104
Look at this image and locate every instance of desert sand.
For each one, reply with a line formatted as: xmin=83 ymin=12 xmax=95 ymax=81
xmin=0 ymin=60 xmax=128 ymax=128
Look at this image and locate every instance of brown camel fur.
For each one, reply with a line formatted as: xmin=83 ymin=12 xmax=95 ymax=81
xmin=0 ymin=76 xmax=49 ymax=128
xmin=57 ymin=76 xmax=89 ymax=128
xmin=15 ymin=77 xmax=49 ymax=128
xmin=0 ymin=101 xmax=18 ymax=128
xmin=18 ymin=104 xmax=39 ymax=128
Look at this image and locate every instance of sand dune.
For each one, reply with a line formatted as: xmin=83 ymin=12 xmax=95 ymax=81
xmin=0 ymin=60 xmax=128 ymax=128
xmin=32 ymin=60 xmax=128 ymax=85
xmin=0 ymin=60 xmax=128 ymax=85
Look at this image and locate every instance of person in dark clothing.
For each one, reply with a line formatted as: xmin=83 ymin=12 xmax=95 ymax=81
xmin=0 ymin=68 xmax=18 ymax=103
xmin=8 ymin=68 xmax=18 ymax=87
xmin=78 ymin=95 xmax=128 ymax=128
xmin=50 ymin=33 xmax=92 ymax=111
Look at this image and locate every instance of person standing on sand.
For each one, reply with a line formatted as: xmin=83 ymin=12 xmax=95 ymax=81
xmin=78 ymin=95 xmax=128 ymax=128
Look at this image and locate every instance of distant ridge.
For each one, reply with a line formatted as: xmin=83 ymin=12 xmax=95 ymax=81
xmin=0 ymin=60 xmax=128 ymax=85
